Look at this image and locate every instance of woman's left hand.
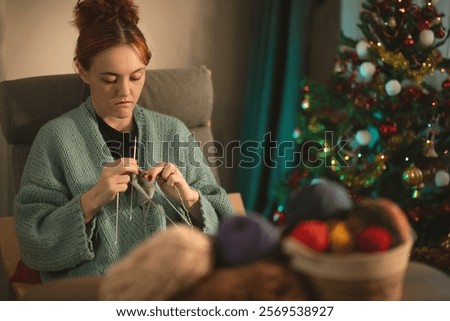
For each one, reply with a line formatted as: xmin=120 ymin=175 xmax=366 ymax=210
xmin=143 ymin=162 xmax=199 ymax=208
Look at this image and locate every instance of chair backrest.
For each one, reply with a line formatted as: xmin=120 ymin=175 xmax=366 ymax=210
xmin=0 ymin=65 xmax=219 ymax=194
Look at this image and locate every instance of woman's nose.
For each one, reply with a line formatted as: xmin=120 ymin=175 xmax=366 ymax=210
xmin=117 ymin=79 xmax=131 ymax=97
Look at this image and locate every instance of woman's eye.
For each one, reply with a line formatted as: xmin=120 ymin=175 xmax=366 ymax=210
xmin=130 ymin=77 xmax=141 ymax=82
xmin=102 ymin=78 xmax=117 ymax=84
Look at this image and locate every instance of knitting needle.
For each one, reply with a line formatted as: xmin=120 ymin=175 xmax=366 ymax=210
xmin=115 ymin=193 xmax=119 ymax=245
xmin=129 ymin=136 xmax=138 ymax=220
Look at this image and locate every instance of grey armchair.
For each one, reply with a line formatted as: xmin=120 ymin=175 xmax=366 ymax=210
xmin=0 ymin=66 xmax=245 ymax=299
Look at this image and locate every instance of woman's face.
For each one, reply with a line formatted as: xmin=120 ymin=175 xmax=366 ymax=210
xmin=78 ymin=45 xmax=146 ymax=129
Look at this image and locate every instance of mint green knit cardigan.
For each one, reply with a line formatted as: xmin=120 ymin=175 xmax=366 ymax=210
xmin=14 ymin=98 xmax=233 ymax=282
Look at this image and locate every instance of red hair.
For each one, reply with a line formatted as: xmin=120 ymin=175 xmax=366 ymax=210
xmin=73 ymin=0 xmax=151 ymax=69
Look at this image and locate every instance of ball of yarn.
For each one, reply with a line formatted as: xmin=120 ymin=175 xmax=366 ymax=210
xmin=285 ymin=178 xmax=353 ymax=229
xmin=351 ymin=198 xmax=411 ymax=247
xmin=289 ymin=220 xmax=329 ymax=252
xmin=98 ymin=225 xmax=213 ymax=300
xmin=329 ymin=220 xmax=354 ymax=253
xmin=215 ymin=214 xmax=280 ymax=266
xmin=357 ymin=226 xmax=392 ymax=253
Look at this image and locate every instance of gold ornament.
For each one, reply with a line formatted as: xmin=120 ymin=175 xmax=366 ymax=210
xmin=402 ymin=163 xmax=424 ymax=186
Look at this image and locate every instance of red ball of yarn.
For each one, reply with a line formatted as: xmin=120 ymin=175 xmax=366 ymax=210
xmin=357 ymin=226 xmax=392 ymax=253
xmin=289 ymin=220 xmax=329 ymax=252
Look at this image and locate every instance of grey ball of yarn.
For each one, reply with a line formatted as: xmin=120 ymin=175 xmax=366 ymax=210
xmin=285 ymin=178 xmax=353 ymax=229
xmin=215 ymin=214 xmax=280 ymax=266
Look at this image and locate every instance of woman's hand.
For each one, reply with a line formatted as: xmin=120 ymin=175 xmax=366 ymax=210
xmin=81 ymin=158 xmax=139 ymax=223
xmin=143 ymin=162 xmax=200 ymax=210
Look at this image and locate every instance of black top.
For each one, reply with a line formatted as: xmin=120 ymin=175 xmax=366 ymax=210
xmin=96 ymin=114 xmax=138 ymax=160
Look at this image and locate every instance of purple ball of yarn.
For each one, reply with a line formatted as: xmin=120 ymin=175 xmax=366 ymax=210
xmin=215 ymin=214 xmax=280 ymax=266
xmin=285 ymin=178 xmax=353 ymax=228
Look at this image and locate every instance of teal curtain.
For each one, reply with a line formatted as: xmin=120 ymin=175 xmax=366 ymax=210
xmin=235 ymin=0 xmax=312 ymax=214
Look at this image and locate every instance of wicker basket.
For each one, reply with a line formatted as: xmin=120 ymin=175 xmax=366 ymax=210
xmin=282 ymin=236 xmax=413 ymax=300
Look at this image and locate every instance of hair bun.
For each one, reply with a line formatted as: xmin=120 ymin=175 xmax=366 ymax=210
xmin=73 ymin=0 xmax=140 ymax=30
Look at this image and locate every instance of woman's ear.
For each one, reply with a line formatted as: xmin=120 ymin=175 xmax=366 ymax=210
xmin=76 ymin=62 xmax=89 ymax=84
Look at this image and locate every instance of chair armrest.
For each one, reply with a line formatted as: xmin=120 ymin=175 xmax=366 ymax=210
xmin=0 ymin=216 xmax=20 ymax=279
xmin=227 ymin=193 xmax=246 ymax=216
xmin=0 ymin=216 xmax=37 ymax=299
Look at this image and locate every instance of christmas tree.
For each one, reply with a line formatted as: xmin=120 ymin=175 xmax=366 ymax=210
xmin=272 ymin=0 xmax=450 ymax=273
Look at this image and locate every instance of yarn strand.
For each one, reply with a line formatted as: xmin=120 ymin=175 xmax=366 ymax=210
xmin=154 ymin=185 xmax=192 ymax=227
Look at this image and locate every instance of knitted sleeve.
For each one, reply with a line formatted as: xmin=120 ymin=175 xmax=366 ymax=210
xmin=14 ymin=124 xmax=96 ymax=272
xmin=173 ymin=120 xmax=234 ymax=235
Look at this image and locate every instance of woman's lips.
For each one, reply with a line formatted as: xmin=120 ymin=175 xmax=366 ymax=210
xmin=115 ymin=101 xmax=133 ymax=107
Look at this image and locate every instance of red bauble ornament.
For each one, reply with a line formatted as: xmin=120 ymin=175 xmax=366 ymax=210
xmin=436 ymin=28 xmax=446 ymax=39
xmin=379 ymin=121 xmax=398 ymax=136
xmin=270 ymin=211 xmax=286 ymax=226
xmin=424 ymin=20 xmax=431 ymax=29
xmin=407 ymin=207 xmax=421 ymax=223
xmin=290 ymin=220 xmax=329 ymax=252
xmin=404 ymin=36 xmax=415 ymax=46
xmin=357 ymin=226 xmax=392 ymax=253
xmin=442 ymin=79 xmax=450 ymax=89
xmin=407 ymin=86 xmax=422 ymax=99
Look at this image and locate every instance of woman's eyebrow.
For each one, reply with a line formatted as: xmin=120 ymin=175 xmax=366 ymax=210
xmin=100 ymin=68 xmax=146 ymax=76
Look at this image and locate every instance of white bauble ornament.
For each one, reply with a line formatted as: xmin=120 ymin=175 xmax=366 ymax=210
xmin=419 ymin=29 xmax=435 ymax=47
xmin=355 ymin=130 xmax=371 ymax=146
xmin=359 ymin=62 xmax=376 ymax=80
xmin=385 ymin=79 xmax=401 ymax=96
xmin=434 ymin=170 xmax=450 ymax=187
xmin=356 ymin=40 xmax=370 ymax=59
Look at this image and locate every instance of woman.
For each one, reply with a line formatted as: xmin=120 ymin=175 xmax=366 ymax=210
xmin=14 ymin=0 xmax=233 ymax=282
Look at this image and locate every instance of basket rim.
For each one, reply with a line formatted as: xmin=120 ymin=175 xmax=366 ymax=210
xmin=282 ymin=236 xmax=414 ymax=281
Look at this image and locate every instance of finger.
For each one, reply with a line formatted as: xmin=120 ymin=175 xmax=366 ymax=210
xmin=144 ymin=162 xmax=166 ymax=182
xmin=116 ymin=174 xmax=132 ymax=185
xmin=116 ymin=182 xmax=130 ymax=193
xmin=161 ymin=163 xmax=177 ymax=181
xmin=104 ymin=158 xmax=122 ymax=168
xmin=165 ymin=174 xmax=179 ymax=188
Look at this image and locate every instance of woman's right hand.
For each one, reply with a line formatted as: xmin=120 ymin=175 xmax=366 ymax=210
xmin=81 ymin=158 xmax=139 ymax=223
